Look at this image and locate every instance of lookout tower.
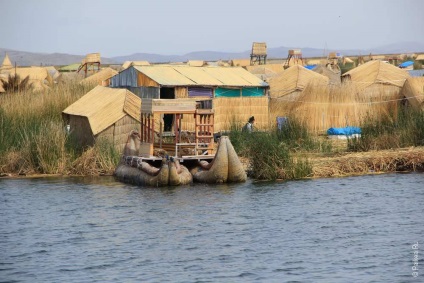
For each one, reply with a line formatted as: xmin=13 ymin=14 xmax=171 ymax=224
xmin=250 ymin=42 xmax=267 ymax=65
xmin=284 ymin=49 xmax=304 ymax=69
xmin=77 ymin=53 xmax=101 ymax=77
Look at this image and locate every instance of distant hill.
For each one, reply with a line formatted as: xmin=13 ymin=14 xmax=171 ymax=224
xmin=0 ymin=48 xmax=116 ymax=67
xmin=1 ymin=41 xmax=423 ymax=66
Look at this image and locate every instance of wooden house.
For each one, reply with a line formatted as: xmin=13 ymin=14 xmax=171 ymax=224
xmin=110 ymin=65 xmax=269 ymax=132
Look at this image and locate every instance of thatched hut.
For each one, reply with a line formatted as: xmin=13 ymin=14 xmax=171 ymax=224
xmin=110 ymin=65 xmax=269 ymax=132
xmin=80 ymin=67 xmax=118 ymax=86
xmin=401 ymin=77 xmax=424 ymax=110
xmin=341 ymin=60 xmax=410 ymax=100
xmin=62 ymin=86 xmax=141 ymax=151
xmin=267 ymin=65 xmax=330 ymax=127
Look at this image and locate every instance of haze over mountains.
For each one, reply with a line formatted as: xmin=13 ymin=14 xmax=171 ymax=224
xmin=1 ymin=41 xmax=423 ymax=67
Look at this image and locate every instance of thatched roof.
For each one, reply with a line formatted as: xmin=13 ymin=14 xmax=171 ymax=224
xmin=122 ymin=61 xmax=150 ymax=70
xmin=80 ymin=67 xmax=118 ymax=86
xmin=342 ymin=60 xmax=410 ymax=90
xmin=230 ymin=59 xmax=251 ymax=67
xmin=187 ymin=60 xmax=206 ymax=67
xmin=132 ymin=65 xmax=268 ymax=87
xmin=268 ymin=65 xmax=329 ymax=98
xmin=245 ymin=64 xmax=285 ymax=79
xmin=401 ymin=77 xmax=424 ymax=109
xmin=1 ymin=54 xmax=13 ymax=69
xmin=62 ymin=86 xmax=141 ymax=135
xmin=415 ymin=54 xmax=424 ymax=61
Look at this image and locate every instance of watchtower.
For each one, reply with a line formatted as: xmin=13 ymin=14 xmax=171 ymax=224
xmin=250 ymin=42 xmax=267 ymax=65
xmin=77 ymin=53 xmax=101 ymax=77
xmin=284 ymin=49 xmax=304 ymax=69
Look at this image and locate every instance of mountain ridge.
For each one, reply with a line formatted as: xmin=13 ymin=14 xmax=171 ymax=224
xmin=1 ymin=41 xmax=423 ymax=66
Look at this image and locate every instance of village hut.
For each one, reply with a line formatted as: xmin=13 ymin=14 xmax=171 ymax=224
xmin=267 ymin=65 xmax=330 ymax=125
xmin=341 ymin=60 xmax=410 ymax=99
xmin=110 ymin=65 xmax=269 ymax=132
xmin=121 ymin=61 xmax=150 ymax=70
xmin=43 ymin=66 xmax=61 ymax=82
xmin=62 ymin=86 xmax=141 ymax=151
xmin=401 ymin=77 xmax=424 ymax=110
xmin=342 ymin=60 xmax=410 ymax=119
xmin=80 ymin=67 xmax=118 ymax=86
xmin=1 ymin=53 xmax=13 ymax=71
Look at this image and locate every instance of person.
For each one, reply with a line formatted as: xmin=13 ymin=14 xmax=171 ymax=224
xmin=242 ymin=116 xmax=255 ymax=133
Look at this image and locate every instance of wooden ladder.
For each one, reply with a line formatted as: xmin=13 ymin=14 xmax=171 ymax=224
xmin=195 ymin=109 xmax=214 ymax=155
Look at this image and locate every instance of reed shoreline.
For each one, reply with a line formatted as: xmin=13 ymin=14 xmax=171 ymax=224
xmin=2 ymin=146 xmax=423 ymax=180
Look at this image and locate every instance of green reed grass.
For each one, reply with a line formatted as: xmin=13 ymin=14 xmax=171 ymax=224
xmin=348 ymin=107 xmax=424 ymax=151
xmin=0 ymin=81 xmax=119 ymax=175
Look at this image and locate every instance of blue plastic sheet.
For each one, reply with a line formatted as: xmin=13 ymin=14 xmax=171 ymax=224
xmin=327 ymin=126 xmax=362 ymax=135
xmin=399 ymin=61 xmax=414 ymax=68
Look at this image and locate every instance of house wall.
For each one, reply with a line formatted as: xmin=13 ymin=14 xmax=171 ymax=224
xmin=137 ymin=72 xmax=159 ymax=87
xmin=213 ymin=96 xmax=269 ymax=132
xmin=95 ymin=115 xmax=140 ymax=153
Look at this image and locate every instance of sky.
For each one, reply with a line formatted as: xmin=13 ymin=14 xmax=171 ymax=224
xmin=1 ymin=0 xmax=423 ymax=57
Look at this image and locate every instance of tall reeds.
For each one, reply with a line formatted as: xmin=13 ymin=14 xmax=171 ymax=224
xmin=0 ymin=81 xmax=119 ymax=175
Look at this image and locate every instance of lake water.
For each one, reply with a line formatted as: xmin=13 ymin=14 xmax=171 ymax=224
xmin=1 ymin=173 xmax=423 ymax=283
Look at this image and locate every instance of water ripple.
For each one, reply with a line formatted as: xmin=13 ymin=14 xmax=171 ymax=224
xmin=0 ymin=173 xmax=423 ymax=282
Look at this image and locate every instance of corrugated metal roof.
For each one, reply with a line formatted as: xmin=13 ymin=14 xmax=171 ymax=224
xmin=132 ymin=65 xmax=267 ymax=87
xmin=62 ymin=86 xmax=141 ymax=135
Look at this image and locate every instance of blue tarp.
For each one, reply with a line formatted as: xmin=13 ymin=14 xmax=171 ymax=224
xmin=304 ymin=65 xmax=317 ymax=70
xmin=327 ymin=126 xmax=362 ymax=135
xmin=399 ymin=61 xmax=414 ymax=68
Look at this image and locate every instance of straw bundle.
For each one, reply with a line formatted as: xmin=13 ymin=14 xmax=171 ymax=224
xmin=401 ymin=77 xmax=424 ymax=110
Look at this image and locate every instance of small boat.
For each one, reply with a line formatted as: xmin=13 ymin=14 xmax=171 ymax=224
xmin=114 ymin=131 xmax=246 ymax=187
